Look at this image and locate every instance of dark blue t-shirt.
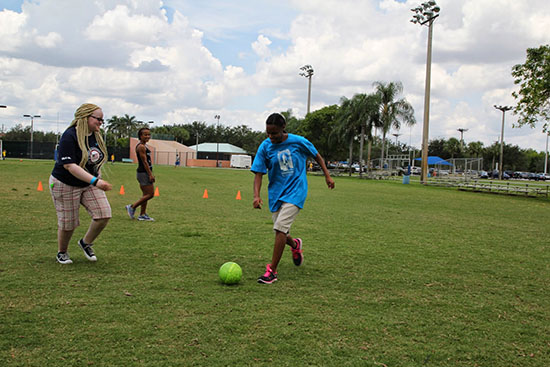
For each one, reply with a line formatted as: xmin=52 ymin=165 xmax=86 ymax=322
xmin=51 ymin=126 xmax=104 ymax=187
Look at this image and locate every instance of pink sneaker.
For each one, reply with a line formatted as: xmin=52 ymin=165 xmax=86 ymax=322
xmin=257 ymin=264 xmax=278 ymax=284
xmin=291 ymin=238 xmax=303 ymax=266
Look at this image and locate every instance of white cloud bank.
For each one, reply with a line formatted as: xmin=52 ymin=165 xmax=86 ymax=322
xmin=0 ymin=0 xmax=549 ymax=151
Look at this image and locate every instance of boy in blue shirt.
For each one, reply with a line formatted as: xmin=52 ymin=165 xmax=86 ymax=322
xmin=251 ymin=113 xmax=334 ymax=284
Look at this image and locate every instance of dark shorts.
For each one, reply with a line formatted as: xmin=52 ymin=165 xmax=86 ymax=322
xmin=137 ymin=172 xmax=153 ymax=186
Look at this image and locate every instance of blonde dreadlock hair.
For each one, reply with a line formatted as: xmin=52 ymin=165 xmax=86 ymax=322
xmin=69 ymin=103 xmax=108 ymax=168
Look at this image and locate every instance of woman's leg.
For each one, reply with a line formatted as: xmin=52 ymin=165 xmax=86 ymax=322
xmin=132 ymin=185 xmax=154 ymax=215
xmin=83 ymin=218 xmax=110 ymax=244
xmin=58 ymin=228 xmax=74 ymax=253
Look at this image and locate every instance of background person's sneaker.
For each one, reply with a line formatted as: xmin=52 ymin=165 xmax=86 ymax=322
xmin=291 ymin=238 xmax=303 ymax=266
xmin=78 ymin=239 xmax=97 ymax=261
xmin=257 ymin=264 xmax=278 ymax=284
xmin=138 ymin=214 xmax=155 ymax=221
xmin=126 ymin=204 xmax=135 ymax=219
xmin=56 ymin=252 xmax=73 ymax=264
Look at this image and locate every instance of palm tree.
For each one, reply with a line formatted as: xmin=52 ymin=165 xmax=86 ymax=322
xmin=334 ymin=96 xmax=362 ymax=176
xmin=467 ymin=141 xmax=484 ymax=158
xmin=373 ymin=81 xmax=416 ymax=169
xmin=445 ymin=137 xmax=461 ymax=159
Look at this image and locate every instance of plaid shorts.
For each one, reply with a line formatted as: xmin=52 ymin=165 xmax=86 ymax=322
xmin=49 ymin=175 xmax=112 ymax=231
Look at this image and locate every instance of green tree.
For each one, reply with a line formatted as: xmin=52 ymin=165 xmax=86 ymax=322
xmin=466 ymin=141 xmax=484 ymax=158
xmin=445 ymin=137 xmax=461 ymax=158
xmin=373 ymin=81 xmax=416 ymax=168
xmin=511 ymin=44 xmax=550 ymax=131
xmin=334 ymin=97 xmax=363 ymax=175
xmin=299 ymin=105 xmax=339 ymax=161
xmin=428 ymin=138 xmax=446 ymax=157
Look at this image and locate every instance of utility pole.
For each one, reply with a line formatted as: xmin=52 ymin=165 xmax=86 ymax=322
xmin=493 ymin=105 xmax=512 ymax=180
xmin=299 ymin=65 xmax=314 ymax=115
xmin=411 ymin=1 xmax=440 ymax=184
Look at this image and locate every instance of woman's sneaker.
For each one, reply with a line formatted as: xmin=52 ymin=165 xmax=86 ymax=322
xmin=257 ymin=264 xmax=278 ymax=284
xmin=78 ymin=239 xmax=97 ymax=261
xmin=291 ymin=238 xmax=303 ymax=266
xmin=56 ymin=252 xmax=73 ymax=264
xmin=126 ymin=204 xmax=135 ymax=219
xmin=138 ymin=214 xmax=155 ymax=221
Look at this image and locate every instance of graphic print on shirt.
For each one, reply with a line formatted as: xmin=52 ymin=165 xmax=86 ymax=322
xmin=277 ymin=149 xmax=294 ymax=176
xmin=88 ymin=147 xmax=102 ymax=164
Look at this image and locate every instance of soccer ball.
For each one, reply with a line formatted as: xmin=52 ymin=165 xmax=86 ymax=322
xmin=219 ymin=262 xmax=242 ymax=284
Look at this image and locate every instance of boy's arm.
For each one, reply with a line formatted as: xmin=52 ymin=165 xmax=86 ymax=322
xmin=253 ymin=172 xmax=264 ymax=209
xmin=314 ymin=153 xmax=335 ymax=189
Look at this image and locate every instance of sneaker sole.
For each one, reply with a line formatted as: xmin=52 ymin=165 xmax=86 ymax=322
xmin=257 ymin=278 xmax=278 ymax=284
xmin=78 ymin=241 xmax=97 ymax=262
xmin=57 ymin=258 xmax=73 ymax=265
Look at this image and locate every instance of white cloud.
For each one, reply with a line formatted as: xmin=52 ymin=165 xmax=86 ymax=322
xmin=35 ymin=32 xmax=62 ymax=48
xmin=1 ymin=0 xmax=550 ymax=153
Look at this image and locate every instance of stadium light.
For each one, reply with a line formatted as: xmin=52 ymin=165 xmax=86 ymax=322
xmin=411 ymin=0 xmax=440 ymax=184
xmin=214 ymin=114 xmax=220 ymax=168
xmin=299 ymin=65 xmax=314 ymax=115
xmin=493 ymin=105 xmax=512 ymax=180
xmin=23 ymin=114 xmax=41 ymax=159
xmin=457 ymin=128 xmax=468 ymax=151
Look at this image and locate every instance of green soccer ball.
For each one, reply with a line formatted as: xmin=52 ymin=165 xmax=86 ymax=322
xmin=219 ymin=262 xmax=242 ymax=284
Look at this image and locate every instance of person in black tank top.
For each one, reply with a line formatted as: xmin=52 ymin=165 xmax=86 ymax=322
xmin=126 ymin=128 xmax=156 ymax=221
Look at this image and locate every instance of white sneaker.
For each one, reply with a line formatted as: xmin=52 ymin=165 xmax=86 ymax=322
xmin=56 ymin=252 xmax=73 ymax=264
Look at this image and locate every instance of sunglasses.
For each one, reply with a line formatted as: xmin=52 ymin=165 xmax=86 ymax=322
xmin=90 ymin=115 xmax=104 ymax=123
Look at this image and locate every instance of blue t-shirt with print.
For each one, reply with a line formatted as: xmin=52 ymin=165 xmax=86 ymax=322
xmin=251 ymin=134 xmax=318 ymax=212
xmin=51 ymin=126 xmax=104 ymax=187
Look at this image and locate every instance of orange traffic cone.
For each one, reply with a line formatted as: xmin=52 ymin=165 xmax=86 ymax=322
xmin=119 ymin=185 xmax=125 ymax=195
xmin=236 ymin=190 xmax=241 ymax=200
xmin=202 ymin=189 xmax=209 ymax=199
xmin=154 ymin=187 xmax=160 ymax=197
xmin=37 ymin=181 xmax=43 ymax=191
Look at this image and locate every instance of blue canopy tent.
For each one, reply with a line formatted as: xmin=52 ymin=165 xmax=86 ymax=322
xmin=414 ymin=156 xmax=453 ymax=166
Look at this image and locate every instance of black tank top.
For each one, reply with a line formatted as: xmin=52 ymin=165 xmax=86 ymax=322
xmin=136 ymin=143 xmax=152 ymax=173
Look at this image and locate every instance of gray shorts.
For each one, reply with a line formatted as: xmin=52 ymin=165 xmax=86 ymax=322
xmin=137 ymin=172 xmax=153 ymax=186
xmin=272 ymin=202 xmax=300 ymax=234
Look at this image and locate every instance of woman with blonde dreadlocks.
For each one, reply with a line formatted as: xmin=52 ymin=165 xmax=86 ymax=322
xmin=50 ymin=103 xmax=113 ymax=264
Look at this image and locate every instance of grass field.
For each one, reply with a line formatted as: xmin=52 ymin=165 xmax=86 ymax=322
xmin=1 ymin=159 xmax=549 ymax=366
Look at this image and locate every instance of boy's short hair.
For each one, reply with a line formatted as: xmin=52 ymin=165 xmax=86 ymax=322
xmin=266 ymin=113 xmax=286 ymax=127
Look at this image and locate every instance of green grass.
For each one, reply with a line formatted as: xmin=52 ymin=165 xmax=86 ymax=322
xmin=1 ymin=159 xmax=549 ymax=366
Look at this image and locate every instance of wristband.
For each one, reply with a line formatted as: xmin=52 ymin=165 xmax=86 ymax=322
xmin=90 ymin=176 xmax=98 ymax=186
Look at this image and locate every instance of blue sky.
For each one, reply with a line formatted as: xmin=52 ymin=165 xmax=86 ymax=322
xmin=1 ymin=0 xmax=549 ymax=152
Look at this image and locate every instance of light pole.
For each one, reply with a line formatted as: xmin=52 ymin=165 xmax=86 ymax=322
xmin=545 ymin=132 xmax=549 ymax=175
xmin=0 ymin=106 xmax=6 ymax=158
xmin=214 ymin=114 xmax=220 ymax=168
xmin=411 ymin=0 xmax=440 ymax=184
xmin=23 ymin=114 xmax=41 ymax=159
xmin=494 ymin=105 xmax=512 ymax=180
xmin=299 ymin=65 xmax=314 ymax=115
xmin=457 ymin=128 xmax=468 ymax=151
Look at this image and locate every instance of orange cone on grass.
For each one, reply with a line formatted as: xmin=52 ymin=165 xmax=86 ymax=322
xmin=203 ymin=189 xmax=208 ymax=199
xmin=154 ymin=187 xmax=160 ymax=197
xmin=119 ymin=185 xmax=125 ymax=195
xmin=235 ymin=190 xmax=241 ymax=200
xmin=37 ymin=181 xmax=43 ymax=191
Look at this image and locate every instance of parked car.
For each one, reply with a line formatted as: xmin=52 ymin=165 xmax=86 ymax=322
xmin=492 ymin=170 xmax=510 ymax=179
xmin=479 ymin=170 xmax=489 ymax=179
xmin=527 ymin=172 xmax=538 ymax=180
xmin=535 ymin=173 xmax=548 ymax=181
